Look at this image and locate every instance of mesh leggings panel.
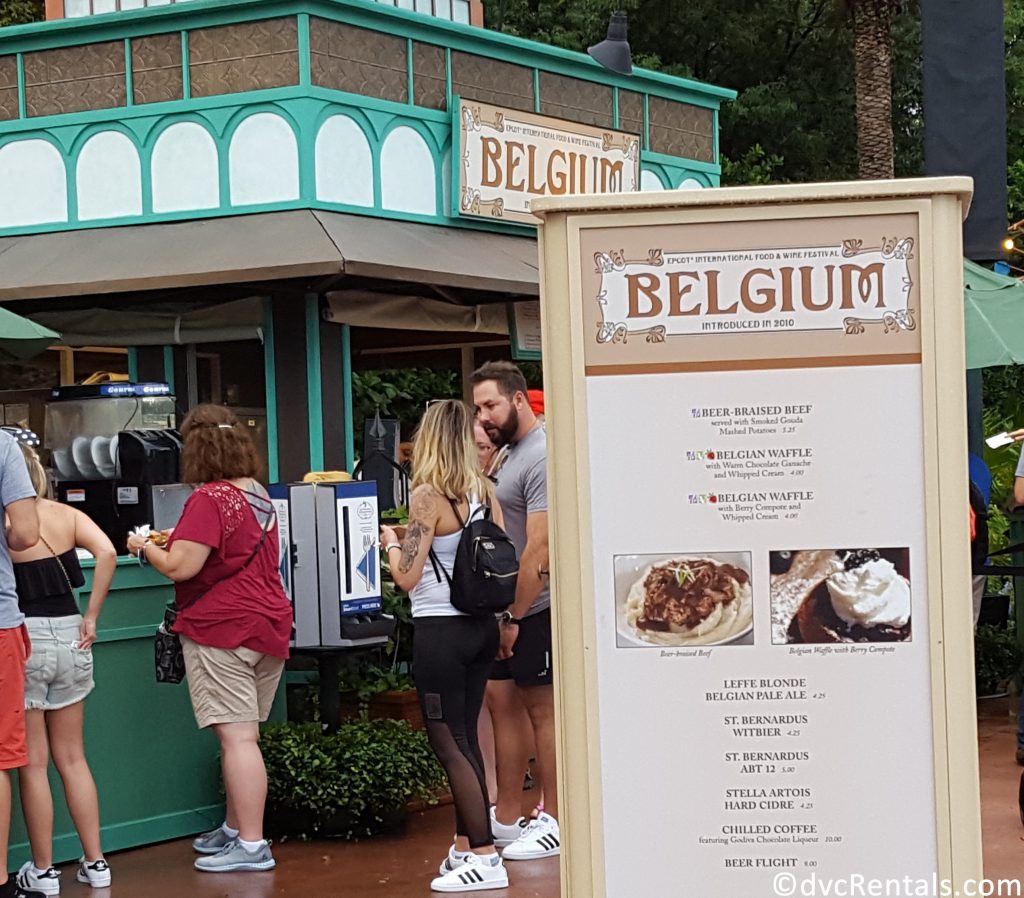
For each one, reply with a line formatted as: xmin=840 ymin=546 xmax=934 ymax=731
xmin=413 ymin=615 xmax=499 ymax=849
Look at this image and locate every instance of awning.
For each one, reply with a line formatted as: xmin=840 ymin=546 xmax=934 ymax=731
xmin=314 ymin=212 xmax=538 ymax=295
xmin=0 ymin=210 xmax=539 ymax=301
xmin=24 ymin=297 xmax=264 ymax=347
xmin=323 ymin=291 xmax=509 ymax=334
xmin=964 ymin=260 xmax=1024 ymax=369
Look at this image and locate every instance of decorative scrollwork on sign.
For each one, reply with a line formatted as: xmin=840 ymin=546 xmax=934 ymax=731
xmin=882 ymin=309 xmax=916 ymax=333
xmin=594 ymin=248 xmax=663 ymax=272
xmin=594 ymin=250 xmax=626 ymax=273
xmin=462 ymin=187 xmax=504 ymax=218
xmin=880 ymin=237 xmax=914 ymax=260
xmin=595 ymin=321 xmax=666 ymax=344
xmin=596 ymin=321 xmax=629 ymax=343
xmin=601 ymin=133 xmax=639 ymax=156
xmin=462 ymin=104 xmax=505 ymax=133
xmin=460 ymin=187 xmax=481 ymax=214
xmin=461 ymin=105 xmax=481 ymax=134
xmin=841 ymin=236 xmax=914 ymax=260
xmin=843 ymin=309 xmax=916 ymax=335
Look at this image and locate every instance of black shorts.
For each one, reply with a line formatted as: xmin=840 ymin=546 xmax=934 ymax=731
xmin=489 ymin=608 xmax=552 ymax=688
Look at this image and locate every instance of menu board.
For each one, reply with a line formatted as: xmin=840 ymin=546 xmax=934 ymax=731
xmin=534 ymin=183 xmax=981 ymax=898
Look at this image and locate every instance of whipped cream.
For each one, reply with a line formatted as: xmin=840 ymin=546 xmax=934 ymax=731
xmin=826 ymin=558 xmax=910 ymax=629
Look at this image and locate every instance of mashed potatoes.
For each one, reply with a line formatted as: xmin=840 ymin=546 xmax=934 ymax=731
xmin=625 ymin=557 xmax=753 ymax=646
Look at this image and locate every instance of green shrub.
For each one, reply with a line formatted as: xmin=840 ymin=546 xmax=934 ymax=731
xmin=974 ymin=625 xmax=1023 ymax=696
xmin=262 ymin=719 xmax=447 ymax=838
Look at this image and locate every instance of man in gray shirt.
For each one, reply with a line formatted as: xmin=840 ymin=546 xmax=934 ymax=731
xmin=0 ymin=429 xmax=41 ymax=898
xmin=472 ymin=362 xmax=559 ymax=863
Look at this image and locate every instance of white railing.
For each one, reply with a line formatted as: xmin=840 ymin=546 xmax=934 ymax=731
xmin=377 ymin=0 xmax=471 ymax=25
xmin=64 ymin=0 xmax=471 ymax=22
xmin=65 ymin=0 xmax=195 ymax=15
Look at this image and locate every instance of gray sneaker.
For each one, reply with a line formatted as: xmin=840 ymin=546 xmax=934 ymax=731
xmin=192 ymin=827 xmax=235 ymax=855
xmin=193 ymin=840 xmax=276 ymax=873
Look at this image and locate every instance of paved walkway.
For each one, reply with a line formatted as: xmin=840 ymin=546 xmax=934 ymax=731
xmin=24 ymin=705 xmax=1024 ymax=897
xmin=978 ymin=697 xmax=1023 ymax=887
xmin=40 ymin=802 xmax=559 ymax=898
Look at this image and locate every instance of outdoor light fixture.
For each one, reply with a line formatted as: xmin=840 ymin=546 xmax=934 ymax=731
xmin=1003 ymin=237 xmax=1016 ymax=252
xmin=588 ymin=11 xmax=633 ymax=76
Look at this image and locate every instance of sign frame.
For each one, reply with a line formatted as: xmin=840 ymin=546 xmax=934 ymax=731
xmin=507 ymin=300 xmax=543 ymax=360
xmin=533 ymin=178 xmax=979 ymax=897
xmin=453 ymin=97 xmax=641 ymax=225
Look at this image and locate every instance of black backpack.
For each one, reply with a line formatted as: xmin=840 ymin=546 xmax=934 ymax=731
xmin=429 ymin=498 xmax=519 ymax=616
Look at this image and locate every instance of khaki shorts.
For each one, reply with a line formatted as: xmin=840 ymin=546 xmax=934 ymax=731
xmin=181 ymin=636 xmax=284 ymax=729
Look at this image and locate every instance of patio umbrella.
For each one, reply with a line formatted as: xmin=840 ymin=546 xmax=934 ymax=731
xmin=964 ymin=260 xmax=1024 ymax=369
xmin=0 ymin=305 xmax=60 ymax=360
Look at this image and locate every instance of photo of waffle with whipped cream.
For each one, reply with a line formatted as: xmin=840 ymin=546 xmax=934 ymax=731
xmin=769 ymin=547 xmax=911 ymax=645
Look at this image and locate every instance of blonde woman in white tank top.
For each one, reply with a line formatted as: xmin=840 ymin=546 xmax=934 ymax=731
xmin=380 ymin=400 xmax=509 ymax=893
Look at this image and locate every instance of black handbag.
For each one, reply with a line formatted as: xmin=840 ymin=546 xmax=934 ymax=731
xmin=154 ymin=501 xmax=273 ymax=685
xmin=154 ymin=604 xmax=187 ymax=684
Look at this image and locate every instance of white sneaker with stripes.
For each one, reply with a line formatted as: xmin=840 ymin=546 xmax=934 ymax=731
xmin=437 ymin=845 xmax=469 ymax=876
xmin=502 ymin=812 xmax=560 ymax=860
xmin=430 ymin=852 xmax=508 ymax=892
xmin=489 ymin=806 xmax=527 ymax=849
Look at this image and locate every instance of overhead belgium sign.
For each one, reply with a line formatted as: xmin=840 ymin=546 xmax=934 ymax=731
xmin=455 ymin=98 xmax=640 ymax=225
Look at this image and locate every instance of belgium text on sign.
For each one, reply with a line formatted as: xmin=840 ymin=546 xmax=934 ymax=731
xmin=456 ymin=99 xmax=641 ymax=225
xmin=595 ymin=237 xmax=915 ymax=344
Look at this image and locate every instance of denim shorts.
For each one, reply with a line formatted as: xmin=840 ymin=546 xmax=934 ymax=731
xmin=23 ymin=616 xmax=94 ymax=711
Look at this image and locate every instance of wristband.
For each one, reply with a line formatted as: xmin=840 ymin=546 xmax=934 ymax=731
xmin=137 ymin=544 xmax=148 ymax=566
xmin=383 ymin=542 xmax=401 ymax=554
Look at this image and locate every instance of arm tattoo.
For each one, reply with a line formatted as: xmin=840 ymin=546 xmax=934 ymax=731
xmin=398 ymin=487 xmax=438 ymax=574
xmin=399 ymin=521 xmax=427 ymax=574
xmin=411 ymin=489 xmax=438 ymax=520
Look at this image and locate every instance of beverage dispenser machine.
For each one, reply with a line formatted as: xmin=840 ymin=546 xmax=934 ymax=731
xmin=269 ymin=480 xmax=393 ymax=649
xmin=46 ymin=383 xmax=185 ymax=548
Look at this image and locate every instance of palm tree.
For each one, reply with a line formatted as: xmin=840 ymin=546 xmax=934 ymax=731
xmin=844 ymin=0 xmax=901 ymax=179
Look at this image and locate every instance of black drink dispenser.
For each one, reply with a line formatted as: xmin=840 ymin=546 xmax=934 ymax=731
xmin=114 ymin=430 xmax=192 ymax=548
xmin=46 ymin=383 xmax=185 ymax=551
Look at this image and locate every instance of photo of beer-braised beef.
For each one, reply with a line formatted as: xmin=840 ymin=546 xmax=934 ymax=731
xmin=614 ymin=553 xmax=754 ymax=648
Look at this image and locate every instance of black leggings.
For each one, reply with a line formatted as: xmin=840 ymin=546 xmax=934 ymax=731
xmin=413 ymin=615 xmax=499 ymax=849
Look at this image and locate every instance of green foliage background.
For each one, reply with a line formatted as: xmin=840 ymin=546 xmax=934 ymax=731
xmin=0 ymin=0 xmax=42 ymax=27
xmin=485 ymin=0 xmax=926 ymax=184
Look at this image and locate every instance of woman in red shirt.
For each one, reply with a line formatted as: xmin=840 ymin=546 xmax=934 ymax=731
xmin=126 ymin=405 xmax=291 ymax=875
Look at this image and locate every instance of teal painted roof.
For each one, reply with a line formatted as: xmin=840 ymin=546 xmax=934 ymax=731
xmin=0 ymin=0 xmax=736 ymax=107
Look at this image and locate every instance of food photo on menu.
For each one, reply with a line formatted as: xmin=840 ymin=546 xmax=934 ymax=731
xmin=769 ymin=547 xmax=912 ymax=645
xmin=613 ymin=552 xmax=754 ymax=647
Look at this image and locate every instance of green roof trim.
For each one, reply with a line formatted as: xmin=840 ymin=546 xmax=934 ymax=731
xmin=0 ymin=0 xmax=736 ymax=107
